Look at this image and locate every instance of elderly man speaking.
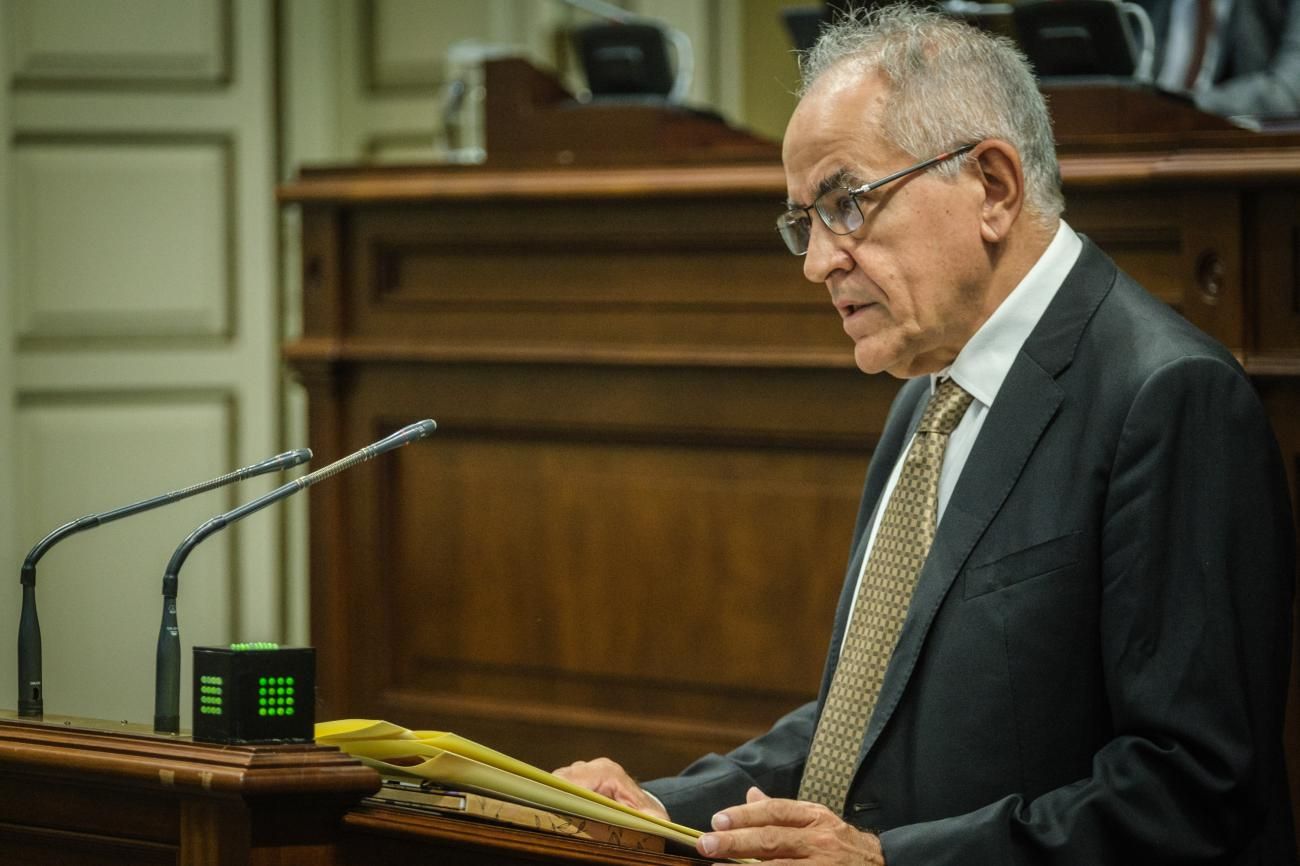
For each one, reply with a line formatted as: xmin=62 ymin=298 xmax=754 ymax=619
xmin=557 ymin=6 xmax=1297 ymax=864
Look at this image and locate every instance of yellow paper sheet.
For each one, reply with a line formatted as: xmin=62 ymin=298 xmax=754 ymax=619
xmin=317 ymin=719 xmax=702 ymax=848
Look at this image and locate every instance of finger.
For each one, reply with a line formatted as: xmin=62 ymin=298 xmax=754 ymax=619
xmin=745 ymin=786 xmax=770 ymax=804
xmin=552 ymin=758 xmax=626 ymax=790
xmin=698 ymin=825 xmax=811 ymax=861
xmin=712 ymin=796 xmax=829 ymax=830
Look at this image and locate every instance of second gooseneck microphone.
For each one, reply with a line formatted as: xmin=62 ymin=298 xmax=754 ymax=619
xmin=153 ymin=419 xmax=437 ymax=734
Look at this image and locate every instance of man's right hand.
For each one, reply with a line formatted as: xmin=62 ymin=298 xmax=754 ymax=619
xmin=553 ymin=757 xmax=670 ymax=821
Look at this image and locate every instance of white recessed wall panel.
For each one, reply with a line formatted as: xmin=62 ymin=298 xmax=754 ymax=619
xmin=17 ymin=394 xmax=235 ymax=727
xmin=9 ymin=0 xmax=229 ymax=86
xmin=367 ymin=0 xmax=495 ymax=90
xmin=14 ymin=139 xmax=231 ymax=343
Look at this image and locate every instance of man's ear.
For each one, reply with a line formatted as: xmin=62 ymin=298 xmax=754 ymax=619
xmin=970 ymin=140 xmax=1025 ymax=243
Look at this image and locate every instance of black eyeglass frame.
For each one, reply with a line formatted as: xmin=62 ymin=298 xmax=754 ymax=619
xmin=777 ymin=143 xmax=979 ymax=256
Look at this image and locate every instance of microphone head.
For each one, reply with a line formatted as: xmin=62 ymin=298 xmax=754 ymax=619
xmin=363 ymin=419 xmax=439 ymax=460
xmin=409 ymin=419 xmax=437 ymax=439
xmin=279 ymin=448 xmax=313 ymax=469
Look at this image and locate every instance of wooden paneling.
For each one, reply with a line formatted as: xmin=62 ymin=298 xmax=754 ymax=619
xmin=1251 ymin=192 xmax=1300 ymax=362
xmin=294 ymin=355 xmax=888 ymax=775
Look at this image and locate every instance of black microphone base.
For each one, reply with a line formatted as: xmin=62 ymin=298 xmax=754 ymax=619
xmin=154 ymin=715 xmax=180 ymax=734
xmin=17 ymin=702 xmax=42 ymax=718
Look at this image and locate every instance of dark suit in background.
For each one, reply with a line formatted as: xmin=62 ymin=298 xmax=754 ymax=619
xmin=1138 ymin=0 xmax=1300 ymax=115
xmin=644 ymin=238 xmax=1297 ymax=864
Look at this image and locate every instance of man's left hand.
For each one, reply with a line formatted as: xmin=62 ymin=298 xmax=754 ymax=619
xmin=697 ymin=787 xmax=885 ymax=865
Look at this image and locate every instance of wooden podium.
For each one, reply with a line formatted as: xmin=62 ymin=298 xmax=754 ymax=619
xmin=0 ymin=714 xmax=704 ymax=865
xmin=279 ymin=61 xmax=1300 ymax=854
xmin=0 ymin=713 xmax=377 ymax=865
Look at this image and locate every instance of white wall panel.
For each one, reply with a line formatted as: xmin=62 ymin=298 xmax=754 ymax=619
xmin=9 ymin=0 xmax=230 ymax=87
xmin=13 ymin=138 xmax=232 ymax=343
xmin=0 ymin=0 xmax=303 ymax=724
xmin=0 ymin=4 xmax=18 ymax=713
xmin=16 ymin=393 xmax=235 ymax=727
xmin=365 ymin=0 xmax=495 ymax=91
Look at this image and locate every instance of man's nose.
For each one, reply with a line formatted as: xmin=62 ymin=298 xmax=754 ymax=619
xmin=803 ymin=221 xmax=850 ymax=284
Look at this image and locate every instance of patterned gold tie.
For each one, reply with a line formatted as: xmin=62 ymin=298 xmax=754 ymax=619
xmin=799 ymin=378 xmax=974 ymax=811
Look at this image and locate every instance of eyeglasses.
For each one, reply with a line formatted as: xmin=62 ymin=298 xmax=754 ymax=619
xmin=776 ymin=143 xmax=977 ymax=256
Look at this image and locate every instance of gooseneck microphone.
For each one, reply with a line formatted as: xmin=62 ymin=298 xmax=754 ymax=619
xmin=16 ymin=448 xmax=313 ymax=719
xmin=153 ymin=419 xmax=437 ymax=733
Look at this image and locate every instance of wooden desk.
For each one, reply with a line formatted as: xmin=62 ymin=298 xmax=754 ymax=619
xmin=0 ymin=714 xmax=703 ymax=865
xmin=0 ymin=714 xmax=377 ymax=865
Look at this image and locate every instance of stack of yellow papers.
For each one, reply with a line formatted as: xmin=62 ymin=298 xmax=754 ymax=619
xmin=316 ymin=719 xmax=703 ymax=848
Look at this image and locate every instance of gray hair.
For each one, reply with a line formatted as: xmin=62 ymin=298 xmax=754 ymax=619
xmin=799 ymin=4 xmax=1064 ymax=224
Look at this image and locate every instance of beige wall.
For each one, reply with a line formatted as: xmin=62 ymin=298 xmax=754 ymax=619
xmin=0 ymin=0 xmax=801 ymax=726
xmin=741 ymin=0 xmax=803 ymax=142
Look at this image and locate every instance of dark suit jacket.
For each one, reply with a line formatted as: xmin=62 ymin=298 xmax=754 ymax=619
xmin=1137 ymin=0 xmax=1300 ymax=115
xmin=644 ymin=239 xmax=1296 ymax=864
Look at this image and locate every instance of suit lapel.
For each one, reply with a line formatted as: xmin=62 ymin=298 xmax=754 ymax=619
xmin=853 ymin=238 xmax=1118 ymax=766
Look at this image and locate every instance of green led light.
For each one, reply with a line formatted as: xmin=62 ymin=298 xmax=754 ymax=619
xmin=287 ymin=697 xmax=294 ymax=706
xmin=286 ymin=677 xmax=294 ymax=686
xmin=232 ymin=642 xmax=280 ymax=651
xmin=286 ymin=708 xmax=295 ymax=716
xmin=258 ymin=708 xmax=267 ymax=716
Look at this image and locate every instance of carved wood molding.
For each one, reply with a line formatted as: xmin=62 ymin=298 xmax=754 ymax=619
xmin=0 ymin=715 xmax=379 ymax=799
xmin=344 ymin=803 xmax=705 ymax=864
xmin=283 ymin=336 xmax=855 ymax=370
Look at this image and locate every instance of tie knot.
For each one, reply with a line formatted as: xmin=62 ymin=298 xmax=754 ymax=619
xmin=916 ymin=378 xmax=973 ymax=435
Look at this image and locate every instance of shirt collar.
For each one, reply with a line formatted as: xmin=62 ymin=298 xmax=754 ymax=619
xmin=931 ymin=220 xmax=1082 ymax=404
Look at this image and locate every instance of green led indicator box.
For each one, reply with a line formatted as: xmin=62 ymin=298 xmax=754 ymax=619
xmin=192 ymin=645 xmax=315 ymax=744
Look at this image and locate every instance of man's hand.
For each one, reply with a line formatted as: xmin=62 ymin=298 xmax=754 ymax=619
xmin=552 ymin=757 xmax=669 ymax=821
xmin=697 ymin=787 xmax=885 ymax=864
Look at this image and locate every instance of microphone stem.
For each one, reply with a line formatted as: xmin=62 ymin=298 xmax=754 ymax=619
xmin=154 ymin=596 xmax=180 ymax=734
xmin=18 ymin=585 xmax=42 ymax=717
xmin=152 ymin=420 xmax=435 ymax=734
xmin=16 ymin=448 xmax=310 ymax=722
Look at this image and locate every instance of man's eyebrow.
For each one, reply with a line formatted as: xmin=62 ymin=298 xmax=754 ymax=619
xmin=786 ymin=167 xmax=863 ymax=209
xmin=817 ymin=167 xmax=862 ymax=197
